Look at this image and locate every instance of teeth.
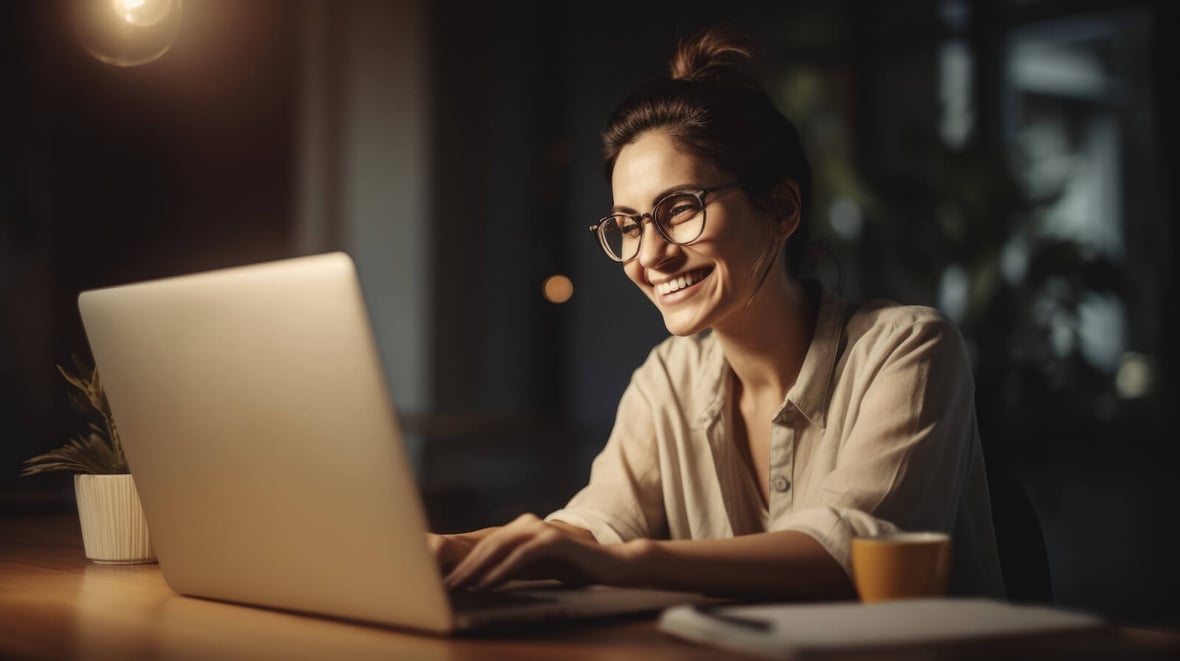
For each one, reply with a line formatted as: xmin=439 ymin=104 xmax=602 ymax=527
xmin=655 ymin=270 xmax=706 ymax=296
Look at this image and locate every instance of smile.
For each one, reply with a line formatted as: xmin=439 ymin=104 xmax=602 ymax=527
xmin=654 ymin=269 xmax=710 ymax=296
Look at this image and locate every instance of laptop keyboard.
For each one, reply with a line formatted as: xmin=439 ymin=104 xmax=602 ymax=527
xmin=448 ymin=589 xmax=557 ymax=612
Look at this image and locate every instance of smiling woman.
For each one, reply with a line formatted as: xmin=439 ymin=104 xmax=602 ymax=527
xmin=431 ymin=29 xmax=1005 ymax=602
xmin=611 ymin=133 xmax=790 ymax=337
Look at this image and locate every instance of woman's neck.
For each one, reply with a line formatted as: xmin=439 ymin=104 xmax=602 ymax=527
xmin=714 ymin=275 xmax=817 ymax=406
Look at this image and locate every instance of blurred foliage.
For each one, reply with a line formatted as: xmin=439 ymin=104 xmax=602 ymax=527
xmin=757 ymin=3 xmax=1139 ymax=435
xmin=21 ymin=356 xmax=128 ymax=476
xmin=873 ymin=135 xmax=1130 ymax=431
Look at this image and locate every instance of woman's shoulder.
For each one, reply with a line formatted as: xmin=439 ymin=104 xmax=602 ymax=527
xmin=849 ymin=298 xmax=950 ymax=331
xmin=827 ymin=296 xmax=974 ymax=396
xmin=843 ymin=297 xmax=966 ymax=358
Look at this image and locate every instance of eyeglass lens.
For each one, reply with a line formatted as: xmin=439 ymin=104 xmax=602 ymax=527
xmin=600 ymin=192 xmax=706 ymax=261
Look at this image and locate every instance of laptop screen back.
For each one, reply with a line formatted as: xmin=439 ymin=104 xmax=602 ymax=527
xmin=78 ymin=252 xmax=455 ymax=632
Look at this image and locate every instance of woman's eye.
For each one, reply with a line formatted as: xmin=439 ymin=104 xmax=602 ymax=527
xmin=667 ymin=203 xmax=700 ymax=223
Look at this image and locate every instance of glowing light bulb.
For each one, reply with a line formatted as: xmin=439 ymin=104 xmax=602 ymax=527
xmin=114 ymin=0 xmax=171 ymax=27
xmin=74 ymin=0 xmax=183 ymax=67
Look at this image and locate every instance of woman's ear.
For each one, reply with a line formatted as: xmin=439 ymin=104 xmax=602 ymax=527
xmin=770 ymin=179 xmax=802 ymax=240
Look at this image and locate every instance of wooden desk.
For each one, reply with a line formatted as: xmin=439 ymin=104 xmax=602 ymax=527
xmin=2 ymin=513 xmax=1178 ymax=660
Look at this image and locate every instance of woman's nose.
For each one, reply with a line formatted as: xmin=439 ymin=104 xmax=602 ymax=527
xmin=637 ymin=220 xmax=676 ymax=268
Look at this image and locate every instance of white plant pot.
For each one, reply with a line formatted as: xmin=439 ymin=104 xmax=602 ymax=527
xmin=74 ymin=474 xmax=156 ymax=565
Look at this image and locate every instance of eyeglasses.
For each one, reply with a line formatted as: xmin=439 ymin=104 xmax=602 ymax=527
xmin=589 ymin=181 xmax=743 ymax=262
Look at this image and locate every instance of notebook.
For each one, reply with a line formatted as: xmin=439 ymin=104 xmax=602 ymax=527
xmin=77 ymin=252 xmax=712 ymax=634
xmin=659 ymin=598 xmax=1104 ymax=659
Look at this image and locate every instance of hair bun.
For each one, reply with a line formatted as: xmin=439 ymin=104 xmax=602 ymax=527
xmin=669 ymin=30 xmax=761 ymax=89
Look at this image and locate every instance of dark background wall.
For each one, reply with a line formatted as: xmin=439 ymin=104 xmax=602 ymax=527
xmin=1 ymin=0 xmax=1175 ymax=628
xmin=0 ymin=0 xmax=299 ymax=501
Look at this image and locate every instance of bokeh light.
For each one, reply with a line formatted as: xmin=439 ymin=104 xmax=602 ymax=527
xmin=542 ymin=275 xmax=574 ymax=304
xmin=1116 ymin=352 xmax=1152 ymax=399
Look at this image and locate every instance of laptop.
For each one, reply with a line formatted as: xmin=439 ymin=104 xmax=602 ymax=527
xmin=77 ymin=252 xmax=712 ymax=634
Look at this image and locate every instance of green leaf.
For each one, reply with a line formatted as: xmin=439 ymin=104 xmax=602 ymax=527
xmin=21 ymin=360 xmax=129 ymax=476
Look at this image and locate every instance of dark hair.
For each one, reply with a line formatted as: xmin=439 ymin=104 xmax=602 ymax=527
xmin=602 ymin=30 xmax=812 ymax=278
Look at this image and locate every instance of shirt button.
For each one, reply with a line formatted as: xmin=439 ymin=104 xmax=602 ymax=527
xmin=772 ymin=476 xmax=791 ymax=493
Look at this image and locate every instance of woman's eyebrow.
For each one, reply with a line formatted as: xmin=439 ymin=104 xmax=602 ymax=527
xmin=610 ymin=183 xmax=701 ymax=214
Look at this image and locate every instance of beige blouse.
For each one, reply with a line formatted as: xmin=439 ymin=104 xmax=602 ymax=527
xmin=547 ymin=284 xmax=1006 ymax=597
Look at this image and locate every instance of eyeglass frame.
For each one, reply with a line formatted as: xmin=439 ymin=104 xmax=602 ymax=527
xmin=588 ymin=180 xmax=745 ymax=263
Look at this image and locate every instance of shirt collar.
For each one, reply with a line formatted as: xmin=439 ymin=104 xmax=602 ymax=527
xmin=693 ymin=331 xmax=729 ymax=429
xmin=692 ymin=280 xmax=848 ymax=430
xmin=784 ymin=281 xmax=847 ymax=429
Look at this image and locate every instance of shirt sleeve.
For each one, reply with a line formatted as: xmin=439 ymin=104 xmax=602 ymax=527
xmin=545 ymin=375 xmax=667 ymax=544
xmin=776 ymin=314 xmax=978 ymax=575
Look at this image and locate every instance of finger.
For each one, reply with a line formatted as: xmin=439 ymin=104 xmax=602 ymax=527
xmin=444 ymin=518 xmax=544 ymax=589
xmin=475 ymin=529 xmax=619 ymax=590
xmin=445 ymin=539 xmax=513 ymax=589
xmin=446 ymin=514 xmax=556 ymax=588
xmin=472 ymin=530 xmax=565 ymax=590
xmin=428 ymin=534 xmax=468 ymax=574
xmin=426 ymin=533 xmax=443 ymax=556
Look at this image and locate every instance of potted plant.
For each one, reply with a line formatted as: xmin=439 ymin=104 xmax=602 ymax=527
xmin=22 ymin=356 xmax=155 ymax=564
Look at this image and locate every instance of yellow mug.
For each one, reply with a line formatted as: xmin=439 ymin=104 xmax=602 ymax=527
xmin=851 ymin=532 xmax=951 ymax=603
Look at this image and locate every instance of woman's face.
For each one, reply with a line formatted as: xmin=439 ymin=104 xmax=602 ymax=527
xmin=612 ymin=130 xmax=777 ymax=337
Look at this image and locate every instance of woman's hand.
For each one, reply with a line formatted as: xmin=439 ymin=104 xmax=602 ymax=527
xmin=435 ymin=518 xmax=853 ymax=599
xmin=427 ymin=532 xmax=480 ymax=576
xmin=442 ymin=513 xmax=636 ymax=591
